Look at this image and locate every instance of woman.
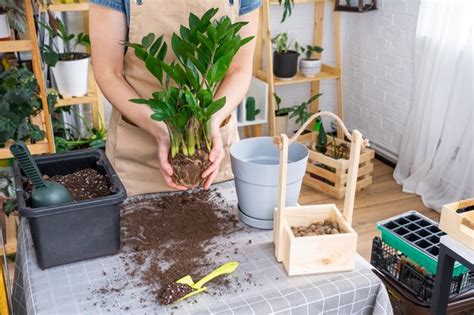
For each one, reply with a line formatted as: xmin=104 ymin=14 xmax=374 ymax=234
xmin=89 ymin=0 xmax=260 ymax=195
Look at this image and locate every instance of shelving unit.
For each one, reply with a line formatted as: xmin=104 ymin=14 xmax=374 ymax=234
xmin=254 ymin=0 xmax=344 ymax=137
xmin=39 ymin=0 xmax=105 ymax=131
xmin=0 ymin=0 xmax=55 ymax=159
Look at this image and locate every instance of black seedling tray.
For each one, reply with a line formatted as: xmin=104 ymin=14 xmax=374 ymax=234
xmin=13 ymin=149 xmax=127 ymax=269
xmin=371 ymin=237 xmax=473 ymax=303
xmin=377 ymin=211 xmax=468 ymax=276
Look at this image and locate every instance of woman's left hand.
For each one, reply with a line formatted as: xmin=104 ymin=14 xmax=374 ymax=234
xmin=201 ymin=122 xmax=225 ymax=190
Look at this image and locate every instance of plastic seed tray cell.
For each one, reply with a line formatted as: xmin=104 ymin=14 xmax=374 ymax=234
xmin=377 ymin=211 xmax=468 ymax=276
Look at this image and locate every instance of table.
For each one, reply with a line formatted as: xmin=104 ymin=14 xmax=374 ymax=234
xmin=12 ymin=181 xmax=392 ymax=315
xmin=430 ymin=235 xmax=474 ymax=315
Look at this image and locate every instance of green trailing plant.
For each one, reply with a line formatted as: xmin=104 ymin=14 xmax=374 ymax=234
xmin=278 ymin=0 xmax=294 ymax=23
xmin=0 ymin=68 xmax=45 ymax=146
xmin=0 ymin=0 xmax=26 ymax=33
xmin=39 ymin=15 xmax=90 ymax=67
xmin=272 ymin=32 xmax=298 ymax=54
xmin=289 ymin=93 xmax=322 ymax=128
xmin=274 ymin=93 xmax=291 ymax=116
xmin=245 ymin=96 xmax=260 ymax=121
xmin=126 ymin=8 xmax=253 ymax=187
xmin=296 ymin=44 xmax=324 ymax=60
xmin=0 ymin=170 xmax=16 ymax=215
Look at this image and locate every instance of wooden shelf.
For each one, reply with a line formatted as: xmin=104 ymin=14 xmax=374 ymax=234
xmin=0 ymin=142 xmax=50 ymax=159
xmin=39 ymin=0 xmax=89 ymax=12
xmin=55 ymin=93 xmax=98 ymax=107
xmin=237 ymin=119 xmax=268 ymax=127
xmin=0 ymin=40 xmax=33 ymax=53
xmin=255 ymin=65 xmax=340 ymax=86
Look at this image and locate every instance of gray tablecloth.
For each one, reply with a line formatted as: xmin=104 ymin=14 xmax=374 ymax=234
xmin=12 ymin=182 xmax=392 ymax=315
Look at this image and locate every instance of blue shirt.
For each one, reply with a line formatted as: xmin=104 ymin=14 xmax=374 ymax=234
xmin=90 ymin=0 xmax=262 ymax=26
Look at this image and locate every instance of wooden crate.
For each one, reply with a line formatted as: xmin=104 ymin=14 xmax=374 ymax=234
xmin=298 ymin=132 xmax=375 ymax=199
xmin=274 ymin=112 xmax=363 ymax=276
xmin=278 ymin=204 xmax=357 ymax=275
xmin=439 ymin=198 xmax=474 ymax=250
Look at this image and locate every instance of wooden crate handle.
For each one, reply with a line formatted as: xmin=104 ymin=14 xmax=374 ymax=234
xmin=458 ymin=198 xmax=474 ymax=209
xmin=273 ymin=111 xmax=365 ymax=228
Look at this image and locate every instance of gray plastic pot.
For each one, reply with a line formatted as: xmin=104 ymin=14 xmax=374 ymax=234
xmin=230 ymin=137 xmax=308 ymax=229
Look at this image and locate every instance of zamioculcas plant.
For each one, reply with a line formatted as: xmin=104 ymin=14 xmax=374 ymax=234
xmin=126 ymin=8 xmax=253 ymax=187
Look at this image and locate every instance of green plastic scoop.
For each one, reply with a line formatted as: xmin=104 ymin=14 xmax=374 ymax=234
xmin=10 ymin=141 xmax=73 ymax=208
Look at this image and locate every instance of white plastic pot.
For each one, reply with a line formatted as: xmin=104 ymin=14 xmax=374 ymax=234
xmin=275 ymin=113 xmax=288 ymax=136
xmin=230 ymin=137 xmax=308 ymax=229
xmin=52 ymin=54 xmax=90 ymax=97
xmin=0 ymin=13 xmax=11 ymax=39
xmin=300 ymin=59 xmax=322 ymax=78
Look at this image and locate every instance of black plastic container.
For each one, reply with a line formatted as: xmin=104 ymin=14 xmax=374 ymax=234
xmin=13 ymin=149 xmax=127 ymax=269
xmin=371 ymin=237 xmax=473 ymax=303
xmin=273 ymin=51 xmax=299 ymax=79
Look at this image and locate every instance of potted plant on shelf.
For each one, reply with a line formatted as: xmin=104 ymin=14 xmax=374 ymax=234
xmin=0 ymin=0 xmax=26 ymax=39
xmin=273 ymin=92 xmax=291 ymax=135
xmin=126 ymin=8 xmax=253 ymax=188
xmin=289 ymin=93 xmax=322 ymax=134
xmin=297 ymin=44 xmax=324 ymax=77
xmin=272 ymin=32 xmax=299 ymax=79
xmin=39 ymin=16 xmax=91 ymax=97
xmin=0 ymin=68 xmax=46 ymax=149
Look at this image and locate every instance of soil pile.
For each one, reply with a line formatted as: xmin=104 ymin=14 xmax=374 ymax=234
xmin=23 ymin=168 xmax=111 ymax=202
xmin=159 ymin=283 xmax=194 ymax=305
xmin=121 ymin=189 xmax=240 ymax=304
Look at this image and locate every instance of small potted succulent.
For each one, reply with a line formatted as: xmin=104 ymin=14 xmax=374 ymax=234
xmin=0 ymin=0 xmax=26 ymax=39
xmin=39 ymin=15 xmax=91 ymax=97
xmin=272 ymin=32 xmax=299 ymax=79
xmin=126 ymin=8 xmax=252 ymax=188
xmin=297 ymin=44 xmax=324 ymax=77
xmin=0 ymin=68 xmax=46 ymax=148
xmin=273 ymin=93 xmax=291 ymax=135
xmin=289 ymin=93 xmax=322 ymax=134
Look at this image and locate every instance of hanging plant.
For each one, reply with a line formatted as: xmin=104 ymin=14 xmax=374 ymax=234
xmin=126 ymin=8 xmax=253 ymax=187
xmin=279 ymin=0 xmax=294 ymax=23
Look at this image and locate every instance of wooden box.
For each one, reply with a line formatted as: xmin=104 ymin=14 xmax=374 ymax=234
xmin=278 ymin=204 xmax=357 ymax=275
xmin=274 ymin=112 xmax=364 ymax=276
xmin=439 ymin=199 xmax=474 ymax=250
xmin=298 ymin=132 xmax=375 ymax=199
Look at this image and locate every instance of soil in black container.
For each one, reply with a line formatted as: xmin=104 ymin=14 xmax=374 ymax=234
xmin=120 ymin=189 xmax=241 ymax=304
xmin=23 ymin=168 xmax=112 ymax=202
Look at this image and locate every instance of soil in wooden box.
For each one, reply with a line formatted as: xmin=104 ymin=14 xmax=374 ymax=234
xmin=291 ymin=219 xmax=343 ymax=236
xmin=22 ymin=168 xmax=112 ymax=202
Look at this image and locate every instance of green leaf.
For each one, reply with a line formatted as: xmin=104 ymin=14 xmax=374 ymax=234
xmin=149 ymin=35 xmax=163 ymax=56
xmin=157 ymin=42 xmax=168 ymax=61
xmin=205 ymin=97 xmax=226 ymax=117
xmin=141 ymin=33 xmax=155 ymax=49
xmin=145 ymin=54 xmax=163 ymax=83
xmin=208 ymin=53 xmax=233 ymax=84
xmin=43 ymin=51 xmax=59 ymax=67
xmin=129 ymin=98 xmax=149 ymax=104
xmin=189 ymin=13 xmax=200 ymax=29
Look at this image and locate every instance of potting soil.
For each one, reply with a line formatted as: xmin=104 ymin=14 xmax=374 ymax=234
xmin=120 ymin=188 xmax=241 ymax=304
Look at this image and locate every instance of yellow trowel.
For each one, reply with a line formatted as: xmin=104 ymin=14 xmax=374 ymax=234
xmin=175 ymin=261 xmax=239 ymax=302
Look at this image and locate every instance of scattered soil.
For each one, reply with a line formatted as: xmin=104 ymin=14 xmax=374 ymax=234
xmin=120 ymin=188 xmax=240 ymax=304
xmin=23 ymin=168 xmax=111 ymax=202
xmin=170 ymin=149 xmax=211 ymax=188
xmin=291 ymin=219 xmax=343 ymax=237
xmin=159 ymin=283 xmax=194 ymax=305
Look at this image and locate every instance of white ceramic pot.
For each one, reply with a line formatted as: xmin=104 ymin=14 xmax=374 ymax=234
xmin=275 ymin=113 xmax=288 ymax=135
xmin=0 ymin=13 xmax=11 ymax=39
xmin=300 ymin=59 xmax=322 ymax=78
xmin=52 ymin=54 xmax=90 ymax=97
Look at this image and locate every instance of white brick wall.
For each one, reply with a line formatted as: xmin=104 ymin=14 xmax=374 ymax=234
xmin=340 ymin=0 xmax=421 ymax=160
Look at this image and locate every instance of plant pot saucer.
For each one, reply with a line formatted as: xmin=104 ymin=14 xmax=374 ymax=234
xmin=238 ymin=204 xmax=273 ymax=230
xmin=275 ymin=76 xmax=296 ymax=81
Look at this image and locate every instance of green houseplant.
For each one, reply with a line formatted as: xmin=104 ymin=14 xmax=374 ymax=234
xmin=126 ymin=8 xmax=253 ymax=187
xmin=272 ymin=32 xmax=299 ymax=79
xmin=279 ymin=0 xmax=294 ymax=23
xmin=297 ymin=44 xmax=324 ymax=77
xmin=0 ymin=68 xmax=45 ymax=148
xmin=0 ymin=0 xmax=26 ymax=39
xmin=39 ymin=16 xmax=91 ymax=97
xmin=289 ymin=93 xmax=322 ymax=133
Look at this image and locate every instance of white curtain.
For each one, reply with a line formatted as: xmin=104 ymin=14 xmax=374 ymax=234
xmin=394 ymin=0 xmax=474 ymax=212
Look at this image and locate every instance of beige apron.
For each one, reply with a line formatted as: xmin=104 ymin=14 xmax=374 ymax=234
xmin=106 ymin=0 xmax=240 ymax=196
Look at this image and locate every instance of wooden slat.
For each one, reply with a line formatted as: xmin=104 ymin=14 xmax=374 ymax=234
xmin=303 ymin=174 xmax=344 ymax=199
xmin=0 ymin=143 xmax=50 ymax=159
xmin=306 ymin=163 xmax=340 ymax=183
xmin=55 ymin=93 xmax=98 ymax=107
xmin=274 ymin=68 xmax=339 ymax=86
xmin=0 ymin=40 xmax=32 ymax=53
xmin=39 ymin=0 xmax=89 ymax=12
xmin=308 ymin=150 xmax=343 ymax=170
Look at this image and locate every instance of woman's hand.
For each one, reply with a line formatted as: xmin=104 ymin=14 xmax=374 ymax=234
xmin=201 ymin=120 xmax=225 ymax=190
xmin=150 ymin=122 xmax=188 ymax=191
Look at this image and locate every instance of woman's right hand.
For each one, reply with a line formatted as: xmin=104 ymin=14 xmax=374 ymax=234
xmin=150 ymin=122 xmax=188 ymax=191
